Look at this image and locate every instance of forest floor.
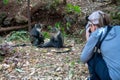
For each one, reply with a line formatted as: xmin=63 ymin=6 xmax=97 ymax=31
xmin=0 ymin=0 xmax=118 ymax=80
xmin=0 ymin=38 xmax=88 ymax=80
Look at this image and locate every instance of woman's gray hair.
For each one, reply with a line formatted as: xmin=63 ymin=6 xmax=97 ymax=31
xmin=88 ymin=10 xmax=111 ymax=28
xmin=98 ymin=12 xmax=111 ymax=27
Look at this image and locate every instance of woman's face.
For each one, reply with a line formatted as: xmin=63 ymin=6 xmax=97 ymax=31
xmin=89 ymin=24 xmax=98 ymax=32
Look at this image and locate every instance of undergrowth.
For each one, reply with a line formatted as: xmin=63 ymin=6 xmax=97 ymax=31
xmin=6 ymin=30 xmax=30 ymax=42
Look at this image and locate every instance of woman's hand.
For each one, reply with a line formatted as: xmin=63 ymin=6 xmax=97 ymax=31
xmin=86 ymin=24 xmax=97 ymax=41
xmin=86 ymin=27 xmax=91 ymax=41
xmin=90 ymin=24 xmax=97 ymax=32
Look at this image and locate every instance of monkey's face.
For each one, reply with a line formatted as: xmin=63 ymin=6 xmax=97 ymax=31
xmin=35 ymin=24 xmax=42 ymax=32
xmin=36 ymin=28 xmax=41 ymax=32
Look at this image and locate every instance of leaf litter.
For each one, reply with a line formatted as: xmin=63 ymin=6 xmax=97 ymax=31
xmin=0 ymin=39 xmax=89 ymax=80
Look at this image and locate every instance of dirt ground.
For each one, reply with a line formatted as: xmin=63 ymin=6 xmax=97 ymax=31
xmin=0 ymin=38 xmax=88 ymax=80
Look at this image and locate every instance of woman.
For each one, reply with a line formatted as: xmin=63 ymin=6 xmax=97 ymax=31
xmin=81 ymin=10 xmax=120 ymax=80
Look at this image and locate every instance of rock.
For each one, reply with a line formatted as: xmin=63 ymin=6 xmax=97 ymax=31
xmin=2 ymin=63 xmax=10 ymax=69
xmin=55 ymin=67 xmax=62 ymax=72
xmin=3 ymin=17 xmax=14 ymax=26
xmin=15 ymin=13 xmax=28 ymax=24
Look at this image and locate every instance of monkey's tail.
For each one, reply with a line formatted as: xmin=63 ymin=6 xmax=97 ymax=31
xmin=11 ymin=43 xmax=31 ymax=47
xmin=55 ymin=45 xmax=72 ymax=53
xmin=55 ymin=48 xmax=72 ymax=53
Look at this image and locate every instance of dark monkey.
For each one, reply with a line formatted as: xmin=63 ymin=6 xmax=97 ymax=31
xmin=41 ymin=27 xmax=64 ymax=48
xmin=0 ymin=26 xmax=71 ymax=55
xmin=30 ymin=24 xmax=44 ymax=47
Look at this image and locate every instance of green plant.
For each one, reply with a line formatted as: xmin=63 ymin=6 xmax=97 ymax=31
xmin=47 ymin=25 xmax=52 ymax=31
xmin=0 ymin=55 xmax=5 ymax=62
xmin=55 ymin=22 xmax=68 ymax=37
xmin=6 ymin=31 xmax=30 ymax=42
xmin=68 ymin=61 xmax=75 ymax=79
xmin=3 ymin=0 xmax=9 ymax=4
xmin=43 ymin=31 xmax=50 ymax=38
xmin=65 ymin=3 xmax=81 ymax=14
xmin=61 ymin=26 xmax=67 ymax=37
xmin=3 ymin=0 xmax=21 ymax=4
xmin=66 ymin=22 xmax=71 ymax=31
xmin=111 ymin=12 xmax=120 ymax=20
xmin=110 ymin=6 xmax=120 ymax=20
xmin=45 ymin=0 xmax=60 ymax=10
xmin=52 ymin=0 xmax=60 ymax=7
xmin=79 ymin=29 xmax=84 ymax=35
xmin=0 ymin=37 xmax=4 ymax=44
xmin=55 ymin=22 xmax=61 ymax=29
xmin=69 ymin=61 xmax=75 ymax=68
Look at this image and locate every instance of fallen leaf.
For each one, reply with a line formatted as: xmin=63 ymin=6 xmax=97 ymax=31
xmin=15 ymin=68 xmax=24 ymax=73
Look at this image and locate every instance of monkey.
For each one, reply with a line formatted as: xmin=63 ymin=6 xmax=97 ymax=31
xmin=11 ymin=23 xmax=44 ymax=47
xmin=0 ymin=25 xmax=72 ymax=54
xmin=40 ymin=27 xmax=64 ymax=48
xmin=30 ymin=23 xmax=44 ymax=47
xmin=39 ymin=27 xmax=72 ymax=53
xmin=0 ymin=26 xmax=72 ymax=55
xmin=30 ymin=26 xmax=72 ymax=53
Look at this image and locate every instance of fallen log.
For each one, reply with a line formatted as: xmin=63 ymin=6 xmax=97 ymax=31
xmin=0 ymin=25 xmax=28 ymax=32
xmin=0 ymin=22 xmax=36 ymax=32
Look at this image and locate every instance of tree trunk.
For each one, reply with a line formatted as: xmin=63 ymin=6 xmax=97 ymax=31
xmin=27 ymin=0 xmax=31 ymax=32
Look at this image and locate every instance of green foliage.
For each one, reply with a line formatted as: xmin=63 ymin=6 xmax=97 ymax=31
xmin=68 ymin=61 xmax=75 ymax=79
xmin=54 ymin=22 xmax=67 ymax=37
xmin=43 ymin=22 xmax=67 ymax=38
xmin=52 ymin=0 xmax=60 ymax=7
xmin=117 ymin=0 xmax=120 ymax=3
xmin=65 ymin=56 xmax=69 ymax=63
xmin=0 ymin=37 xmax=4 ymax=44
xmin=79 ymin=29 xmax=84 ymax=35
xmin=69 ymin=61 xmax=75 ymax=68
xmin=55 ymin=22 xmax=61 ymax=29
xmin=47 ymin=25 xmax=52 ymax=31
xmin=45 ymin=0 xmax=60 ymax=10
xmin=3 ymin=0 xmax=28 ymax=4
xmin=110 ymin=6 xmax=120 ymax=20
xmin=6 ymin=31 xmax=30 ymax=42
xmin=0 ymin=55 xmax=5 ymax=62
xmin=66 ymin=22 xmax=71 ymax=31
xmin=3 ymin=0 xmax=9 ymax=4
xmin=15 ymin=68 xmax=24 ymax=73
xmin=111 ymin=12 xmax=120 ymax=20
xmin=65 ymin=3 xmax=81 ymax=14
xmin=43 ymin=31 xmax=50 ymax=38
